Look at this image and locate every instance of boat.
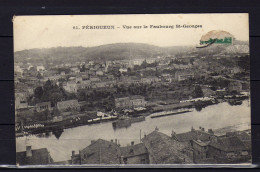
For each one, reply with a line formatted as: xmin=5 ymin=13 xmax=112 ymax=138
xmin=228 ymin=99 xmax=243 ymax=106
xmin=150 ymin=109 xmax=192 ymax=119
xmin=112 ymin=116 xmax=145 ymax=129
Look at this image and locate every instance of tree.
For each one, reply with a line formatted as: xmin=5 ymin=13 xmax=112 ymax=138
xmin=34 ymin=86 xmax=44 ymax=99
xmin=36 ymin=72 xmax=43 ymax=80
xmin=193 ymin=85 xmax=204 ymax=98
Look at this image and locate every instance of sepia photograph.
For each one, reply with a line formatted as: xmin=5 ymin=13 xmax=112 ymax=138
xmin=13 ymin=14 xmax=251 ymax=167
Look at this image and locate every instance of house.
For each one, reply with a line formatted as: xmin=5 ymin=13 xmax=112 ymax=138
xmin=115 ymin=97 xmax=130 ymax=109
xmin=15 ymin=92 xmax=28 ymax=110
xmin=141 ymin=130 xmax=193 ymax=164
xmin=115 ymin=95 xmax=146 ymax=109
xmin=119 ymin=68 xmax=128 ymax=73
xmin=36 ymin=102 xmax=52 ymax=112
xmin=119 ymin=142 xmax=149 ymax=164
xmin=208 ymin=136 xmax=250 ymax=159
xmin=132 ymin=59 xmax=145 ymax=66
xmin=71 ymin=67 xmax=80 ymax=74
xmin=16 ymin=146 xmax=53 ymax=165
xmin=96 ymin=70 xmax=104 ymax=76
xmin=36 ymin=65 xmax=45 ymax=72
xmin=146 ymin=58 xmax=157 ymax=64
xmin=63 ymin=81 xmax=77 ymax=93
xmin=141 ymin=76 xmax=160 ymax=84
xmin=175 ymin=70 xmax=194 ymax=81
xmin=90 ymin=76 xmax=100 ymax=82
xmin=57 ymin=99 xmax=79 ymax=112
xmin=77 ymin=139 xmax=120 ymax=164
xmin=129 ymin=95 xmax=147 ymax=108
xmin=173 ymin=127 xmax=214 ymax=148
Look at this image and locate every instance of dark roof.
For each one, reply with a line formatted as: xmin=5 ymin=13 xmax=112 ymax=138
xmin=80 ymin=139 xmax=120 ymax=164
xmin=175 ymin=130 xmax=212 ymax=142
xmin=141 ymin=130 xmax=193 ymax=164
xmin=232 ymin=131 xmax=251 ymax=141
xmin=120 ymin=143 xmax=148 ymax=158
xmin=209 ymin=136 xmax=248 ymax=152
xmin=36 ymin=101 xmax=51 ymax=106
xmin=16 ymin=148 xmax=52 ymax=165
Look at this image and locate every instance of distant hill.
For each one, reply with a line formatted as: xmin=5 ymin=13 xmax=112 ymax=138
xmin=14 ymin=43 xmax=171 ymax=64
xmin=14 ymin=41 xmax=249 ymax=64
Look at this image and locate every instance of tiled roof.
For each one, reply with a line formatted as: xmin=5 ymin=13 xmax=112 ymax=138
xmin=16 ymin=148 xmax=52 ymax=165
xmin=119 ymin=143 xmax=147 ymax=158
xmin=80 ymin=139 xmax=120 ymax=164
xmin=209 ymin=136 xmax=247 ymax=152
xmin=175 ymin=130 xmax=212 ymax=142
xmin=142 ymin=130 xmax=193 ymax=164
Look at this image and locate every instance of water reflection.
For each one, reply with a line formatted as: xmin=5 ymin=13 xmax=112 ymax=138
xmin=17 ymin=100 xmax=250 ymax=162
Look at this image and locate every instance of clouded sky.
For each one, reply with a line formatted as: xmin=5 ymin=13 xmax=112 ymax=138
xmin=13 ymin=14 xmax=249 ymax=52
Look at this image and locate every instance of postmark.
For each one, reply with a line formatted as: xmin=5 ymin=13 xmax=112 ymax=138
xmin=196 ymin=30 xmax=234 ymax=48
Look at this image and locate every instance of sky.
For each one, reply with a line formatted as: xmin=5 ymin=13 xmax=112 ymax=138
xmin=13 ymin=14 xmax=249 ymax=52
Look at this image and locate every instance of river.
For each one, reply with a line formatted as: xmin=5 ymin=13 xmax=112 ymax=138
xmin=16 ymin=100 xmax=251 ymax=162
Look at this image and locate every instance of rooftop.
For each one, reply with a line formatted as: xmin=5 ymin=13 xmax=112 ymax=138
xmin=80 ymin=139 xmax=120 ymax=164
xmin=209 ymin=136 xmax=248 ymax=152
xmin=16 ymin=148 xmax=52 ymax=165
xmin=142 ymin=130 xmax=193 ymax=164
xmin=119 ymin=143 xmax=147 ymax=158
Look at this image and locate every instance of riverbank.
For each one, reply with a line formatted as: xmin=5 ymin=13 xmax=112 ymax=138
xmin=16 ymin=93 xmax=249 ymax=137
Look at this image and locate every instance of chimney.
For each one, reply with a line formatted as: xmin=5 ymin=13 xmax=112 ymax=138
xmin=171 ymin=130 xmax=177 ymax=139
xmin=208 ymin=129 xmax=214 ymax=135
xmin=191 ymin=126 xmax=195 ymax=131
xmin=131 ymin=141 xmax=134 ymax=146
xmin=115 ymin=139 xmax=118 ymax=145
xmin=202 ymin=128 xmax=205 ymax=132
xmin=72 ymin=150 xmax=75 ymax=157
xmin=111 ymin=139 xmax=114 ymax=143
xmin=26 ymin=146 xmax=32 ymax=157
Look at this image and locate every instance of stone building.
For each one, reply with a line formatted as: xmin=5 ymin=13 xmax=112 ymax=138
xmin=16 ymin=146 xmax=53 ymax=165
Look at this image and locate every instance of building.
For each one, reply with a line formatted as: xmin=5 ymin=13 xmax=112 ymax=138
xmin=115 ymin=97 xmax=130 ymax=109
xmin=115 ymin=95 xmax=146 ymax=109
xmin=129 ymin=95 xmax=147 ymax=108
xmin=119 ymin=68 xmax=128 ymax=73
xmin=96 ymin=70 xmax=104 ymax=76
xmin=146 ymin=58 xmax=157 ymax=64
xmin=131 ymin=59 xmax=145 ymax=66
xmin=208 ymin=136 xmax=250 ymax=160
xmin=15 ymin=92 xmax=28 ymax=110
xmin=36 ymin=102 xmax=52 ymax=112
xmin=141 ymin=130 xmax=193 ymax=164
xmin=57 ymin=99 xmax=79 ymax=112
xmin=119 ymin=142 xmax=149 ymax=164
xmin=16 ymin=146 xmax=53 ymax=165
xmin=77 ymin=139 xmax=120 ymax=164
xmin=173 ymin=127 xmax=213 ymax=148
xmin=173 ymin=127 xmax=251 ymax=163
xmin=141 ymin=76 xmax=160 ymax=84
xmin=175 ymin=70 xmax=194 ymax=81
xmin=36 ymin=65 xmax=45 ymax=72
xmin=63 ymin=81 xmax=77 ymax=93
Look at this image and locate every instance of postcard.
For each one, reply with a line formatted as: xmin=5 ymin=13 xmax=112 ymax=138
xmin=13 ymin=14 xmax=251 ymax=167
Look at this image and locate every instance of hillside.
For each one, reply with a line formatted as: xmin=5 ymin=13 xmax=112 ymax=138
xmin=14 ymin=41 xmax=249 ymax=64
xmin=14 ymin=43 xmax=170 ymax=64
